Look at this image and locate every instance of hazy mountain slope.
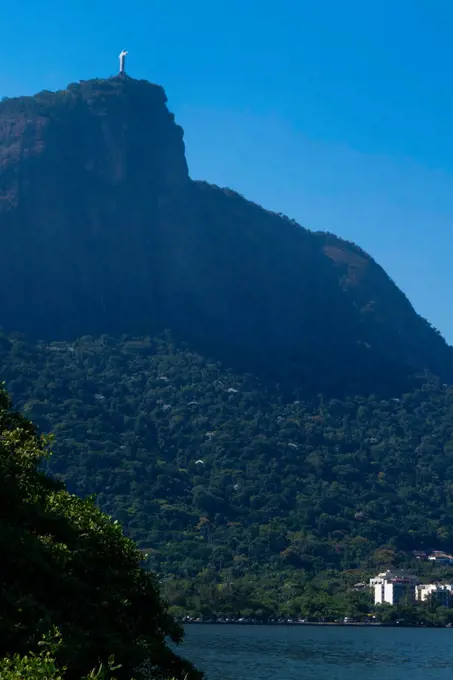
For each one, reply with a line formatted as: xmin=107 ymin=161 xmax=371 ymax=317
xmin=0 ymin=77 xmax=451 ymax=395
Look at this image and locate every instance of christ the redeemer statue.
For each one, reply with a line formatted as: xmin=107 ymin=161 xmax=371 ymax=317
xmin=119 ymin=50 xmax=128 ymax=75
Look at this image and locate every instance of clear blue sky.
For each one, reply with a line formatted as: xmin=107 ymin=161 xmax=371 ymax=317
xmin=2 ymin=0 xmax=453 ymax=343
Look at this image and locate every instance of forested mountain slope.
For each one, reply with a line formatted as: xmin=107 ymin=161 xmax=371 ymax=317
xmin=0 ymin=77 xmax=452 ymax=395
xmin=2 ymin=332 xmax=453 ymax=590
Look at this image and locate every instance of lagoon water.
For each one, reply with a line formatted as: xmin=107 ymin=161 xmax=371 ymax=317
xmin=179 ymin=624 xmax=453 ymax=679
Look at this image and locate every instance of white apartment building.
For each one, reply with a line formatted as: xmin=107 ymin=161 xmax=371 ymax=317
xmin=370 ymin=570 xmax=453 ymax=607
xmin=370 ymin=571 xmax=419 ymax=606
xmin=415 ymin=584 xmax=453 ymax=606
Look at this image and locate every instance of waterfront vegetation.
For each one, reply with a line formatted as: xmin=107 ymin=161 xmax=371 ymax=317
xmin=0 ymin=384 xmax=199 ymax=679
xmin=164 ymin=570 xmax=453 ymax=626
xmin=0 ymin=630 xmax=124 ymax=680
xmin=176 ymin=600 xmax=453 ymax=628
xmin=0 ymin=631 xmax=183 ymax=680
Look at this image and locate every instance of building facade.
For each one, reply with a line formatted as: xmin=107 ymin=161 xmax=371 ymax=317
xmin=370 ymin=571 xmax=419 ymax=606
xmin=370 ymin=570 xmax=453 ymax=607
xmin=415 ymin=584 xmax=453 ymax=607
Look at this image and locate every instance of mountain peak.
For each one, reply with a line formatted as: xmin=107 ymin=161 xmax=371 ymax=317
xmin=0 ymin=77 xmax=188 ymax=210
xmin=0 ymin=75 xmax=170 ymax=117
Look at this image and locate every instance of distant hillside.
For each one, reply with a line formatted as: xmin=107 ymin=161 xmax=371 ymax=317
xmin=0 ymin=77 xmax=452 ymax=395
xmin=2 ymin=331 xmax=453 ymax=604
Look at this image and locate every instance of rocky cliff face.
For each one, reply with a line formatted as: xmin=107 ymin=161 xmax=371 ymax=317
xmin=0 ymin=77 xmax=189 ymax=338
xmin=0 ymin=76 xmax=451 ymax=395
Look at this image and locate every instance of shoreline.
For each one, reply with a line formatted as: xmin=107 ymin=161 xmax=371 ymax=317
xmin=182 ymin=619 xmax=453 ymax=628
xmin=184 ymin=620 xmax=384 ymax=627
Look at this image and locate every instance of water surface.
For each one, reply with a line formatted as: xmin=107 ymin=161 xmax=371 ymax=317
xmin=179 ymin=624 xmax=453 ymax=679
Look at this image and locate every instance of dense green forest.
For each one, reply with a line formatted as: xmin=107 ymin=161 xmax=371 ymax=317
xmin=0 ymin=382 xmax=199 ymax=679
xmin=3 ymin=330 xmax=453 ymax=617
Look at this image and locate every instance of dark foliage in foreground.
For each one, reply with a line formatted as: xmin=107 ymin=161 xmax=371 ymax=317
xmin=0 ymin=383 xmax=200 ymax=679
